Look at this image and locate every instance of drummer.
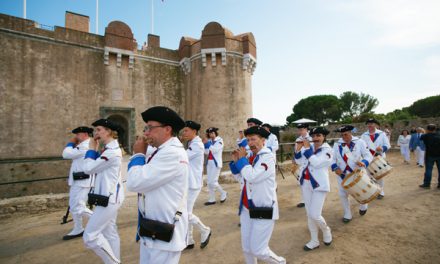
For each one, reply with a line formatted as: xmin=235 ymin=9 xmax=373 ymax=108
xmin=361 ymin=118 xmax=391 ymax=199
xmin=331 ymin=125 xmax=373 ymax=223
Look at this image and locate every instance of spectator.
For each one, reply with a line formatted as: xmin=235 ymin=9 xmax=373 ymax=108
xmin=397 ymin=129 xmax=411 ymax=164
xmin=410 ymin=127 xmax=425 ymax=167
xmin=419 ymin=124 xmax=440 ymax=189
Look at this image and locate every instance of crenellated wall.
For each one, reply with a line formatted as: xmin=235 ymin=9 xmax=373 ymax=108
xmin=0 ymin=13 xmax=256 ymax=198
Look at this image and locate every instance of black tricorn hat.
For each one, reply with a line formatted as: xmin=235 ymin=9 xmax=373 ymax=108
xmin=309 ymin=126 xmax=330 ymax=136
xmin=246 ymin=117 xmax=263 ymax=126
xmin=206 ymin=127 xmax=219 ymax=134
xmin=335 ymin=125 xmax=354 ymax=133
xmin=244 ymin=125 xmax=270 ymax=139
xmin=185 ymin=120 xmax=201 ymax=131
xmin=71 ymin=126 xmax=94 ymax=134
xmin=296 ymin=123 xmax=309 ymax=129
xmin=91 ymin=119 xmax=122 ymax=133
xmin=365 ymin=118 xmax=380 ymax=125
xmin=141 ymin=106 xmax=185 ymax=133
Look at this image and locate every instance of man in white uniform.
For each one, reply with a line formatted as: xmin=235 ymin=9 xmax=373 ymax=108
xmin=181 ymin=120 xmax=212 ymax=249
xmin=126 ymin=106 xmax=189 ymax=264
xmin=361 ymin=118 xmax=391 ymax=199
xmin=62 ymin=126 xmax=94 ymax=240
xmin=262 ymin=123 xmax=279 ymax=158
xmin=293 ymin=123 xmax=311 ymax=208
xmin=331 ymin=125 xmax=373 ymax=223
xmin=229 ymin=125 xmax=286 ymax=264
xmin=203 ymin=127 xmax=227 ymax=205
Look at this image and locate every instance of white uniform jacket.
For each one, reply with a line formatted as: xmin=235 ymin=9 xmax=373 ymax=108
xmin=361 ymin=129 xmax=391 ymax=157
xmin=62 ymin=139 xmax=92 ymax=187
xmin=204 ymin=136 xmax=224 ymax=168
xmin=266 ymin=133 xmax=279 ymax=156
xmin=298 ymin=143 xmax=333 ymax=192
xmin=187 ymin=136 xmax=204 ymax=190
xmin=294 ymin=134 xmax=313 ymax=175
xmin=83 ymin=139 xmax=124 ymax=204
xmin=126 ymin=137 xmax=189 ymax=252
xmin=331 ymin=137 xmax=373 ymax=178
xmin=229 ymin=147 xmax=279 ymax=220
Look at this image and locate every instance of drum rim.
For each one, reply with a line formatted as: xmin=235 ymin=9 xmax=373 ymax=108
xmin=342 ymin=169 xmax=363 ymax=189
xmin=373 ymin=168 xmax=393 ymax=180
xmin=356 ymin=189 xmax=381 ymax=204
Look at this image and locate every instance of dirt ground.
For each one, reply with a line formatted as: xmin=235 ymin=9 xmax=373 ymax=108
xmin=0 ymin=152 xmax=439 ymax=264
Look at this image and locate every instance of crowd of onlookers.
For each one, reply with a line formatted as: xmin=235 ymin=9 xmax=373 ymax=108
xmin=395 ymin=124 xmax=440 ymax=189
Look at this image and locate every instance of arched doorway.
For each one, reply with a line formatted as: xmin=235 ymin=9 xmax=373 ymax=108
xmin=107 ymin=114 xmax=129 ymax=154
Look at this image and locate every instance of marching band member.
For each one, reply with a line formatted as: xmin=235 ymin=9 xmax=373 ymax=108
xmin=83 ymin=119 xmax=124 ymax=264
xmin=293 ymin=123 xmax=312 ymax=208
xmin=296 ymin=127 xmax=333 ymax=251
xmin=262 ymin=123 xmax=279 ymax=157
xmin=62 ymin=126 xmax=94 ymax=240
xmin=181 ymin=121 xmax=212 ymax=249
xmin=229 ymin=126 xmax=286 ymax=264
xmin=361 ymin=118 xmax=391 ymax=199
xmin=332 ymin=125 xmax=373 ymax=223
xmin=126 ymin=106 xmax=189 ymax=264
xmin=203 ymin=127 xmax=227 ymax=205
xmin=247 ymin=117 xmax=263 ymax=128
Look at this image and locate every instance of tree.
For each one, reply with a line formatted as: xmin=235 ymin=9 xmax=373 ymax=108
xmin=339 ymin=91 xmax=379 ymax=118
xmin=286 ymin=95 xmax=342 ymax=125
xmin=407 ymin=95 xmax=440 ymax=118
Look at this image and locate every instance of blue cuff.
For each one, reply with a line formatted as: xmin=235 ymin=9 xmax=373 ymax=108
xmin=294 ymin=151 xmax=302 ymax=159
xmin=331 ymin=163 xmax=338 ymax=171
xmin=66 ymin=142 xmax=75 ymax=148
xmin=235 ymin=157 xmax=250 ymax=172
xmin=361 ymin=159 xmax=369 ymax=167
xmin=268 ymin=146 xmax=272 ymax=151
xmin=229 ymin=161 xmax=240 ymax=174
xmin=238 ymin=139 xmax=247 ymax=148
xmin=382 ymin=146 xmax=388 ymax=152
xmin=85 ymin=150 xmax=99 ymax=160
xmin=303 ymin=148 xmax=313 ymax=159
xmin=128 ymin=156 xmax=146 ymax=170
xmin=204 ymin=141 xmax=212 ymax=149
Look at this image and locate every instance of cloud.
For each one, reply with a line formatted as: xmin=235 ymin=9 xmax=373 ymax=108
xmin=339 ymin=0 xmax=440 ymax=48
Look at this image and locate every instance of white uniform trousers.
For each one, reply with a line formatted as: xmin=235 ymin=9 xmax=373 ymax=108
xmin=69 ymin=185 xmax=93 ymax=234
xmin=206 ymin=160 xmax=226 ymax=202
xmin=140 ymin=244 xmax=181 ymax=264
xmin=301 ymin=180 xmax=331 ymax=247
xmin=337 ymin=175 xmax=368 ymax=220
xmin=400 ymin=145 xmax=410 ymax=162
xmin=187 ymin=188 xmax=210 ymax=245
xmin=83 ymin=203 xmax=121 ymax=264
xmin=416 ymin=146 xmax=425 ymax=166
xmin=240 ymin=208 xmax=285 ymax=264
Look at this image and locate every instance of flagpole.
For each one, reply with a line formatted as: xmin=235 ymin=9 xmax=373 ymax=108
xmin=23 ymin=0 xmax=26 ymax=19
xmin=95 ymin=0 xmax=99 ymax=34
xmin=151 ymin=0 xmax=154 ymax=34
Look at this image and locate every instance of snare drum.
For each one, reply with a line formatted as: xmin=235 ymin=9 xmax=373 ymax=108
xmin=367 ymin=155 xmax=393 ymax=180
xmin=341 ymin=169 xmax=381 ymax=204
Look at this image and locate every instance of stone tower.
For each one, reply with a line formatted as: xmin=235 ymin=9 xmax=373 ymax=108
xmin=179 ymin=22 xmax=257 ymax=147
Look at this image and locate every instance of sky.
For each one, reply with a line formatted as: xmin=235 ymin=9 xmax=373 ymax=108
xmin=1 ymin=0 xmax=439 ymax=125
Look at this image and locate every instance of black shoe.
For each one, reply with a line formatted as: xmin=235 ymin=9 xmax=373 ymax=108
xmin=204 ymin=201 xmax=216 ymax=206
xmin=342 ymin=218 xmax=351 ymax=223
xmin=437 ymin=185 xmax=440 ymax=189
xmin=359 ymin=209 xmax=367 ymax=216
xmin=324 ymin=241 xmax=332 ymax=246
xmin=238 ymin=223 xmax=241 ymax=227
xmin=419 ymin=184 xmax=430 ymax=189
xmin=185 ymin=244 xmax=195 ymax=250
xmin=220 ymin=197 xmax=227 ymax=203
xmin=62 ymin=231 xmax=84 ymax=241
xmin=200 ymin=231 xmax=211 ymax=249
xmin=377 ymin=194 xmax=384 ymax=200
xmin=297 ymin=202 xmax=305 ymax=208
xmin=303 ymin=245 xmax=319 ymax=251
